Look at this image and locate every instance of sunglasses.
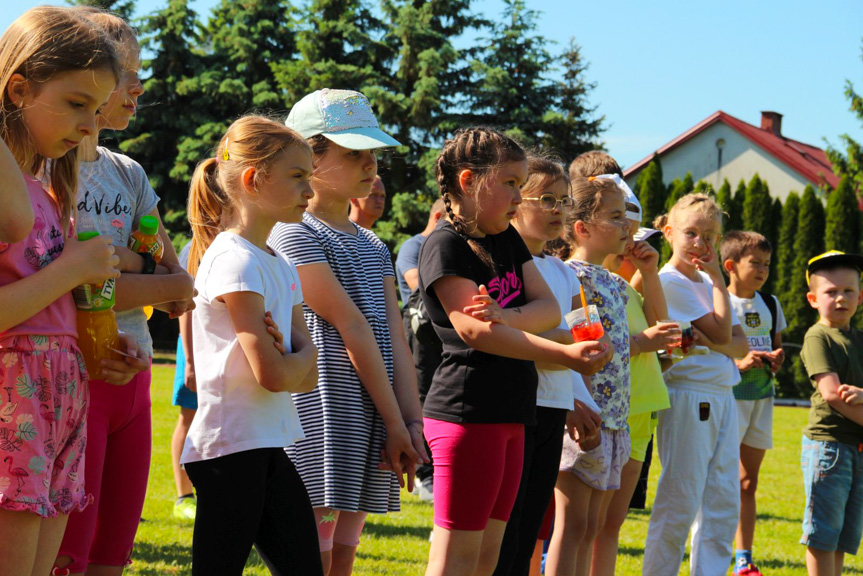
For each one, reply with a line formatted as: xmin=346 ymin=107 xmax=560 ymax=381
xmin=522 ymin=194 xmax=575 ymax=211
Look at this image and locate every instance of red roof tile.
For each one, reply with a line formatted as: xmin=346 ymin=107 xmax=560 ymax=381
xmin=623 ymin=111 xmax=840 ymax=190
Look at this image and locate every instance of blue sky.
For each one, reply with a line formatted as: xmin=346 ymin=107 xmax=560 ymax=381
xmin=3 ymin=1 xmax=863 ymax=168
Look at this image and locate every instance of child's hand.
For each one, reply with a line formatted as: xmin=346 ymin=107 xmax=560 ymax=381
xmin=691 ymin=245 xmax=723 ymax=281
xmin=379 ymin=422 xmax=423 ymax=491
xmin=764 ymin=348 xmax=785 ymax=373
xmin=838 ymin=384 xmax=863 ymax=405
xmin=735 ymin=350 xmax=764 ymax=372
xmin=463 ymin=284 xmax=506 ymax=325
xmin=61 ymin=234 xmax=120 ymax=285
xmin=264 ymin=311 xmax=286 ymax=354
xmin=635 ymin=322 xmax=682 ymax=354
xmin=577 ymin=428 xmax=602 ymax=451
xmin=566 ymin=400 xmax=602 ymax=441
xmin=563 ymin=340 xmax=612 ymax=375
xmin=101 ymin=332 xmax=149 ymax=386
xmin=184 ymin=360 xmax=197 ymax=393
xmin=627 ymin=240 xmax=659 ymax=272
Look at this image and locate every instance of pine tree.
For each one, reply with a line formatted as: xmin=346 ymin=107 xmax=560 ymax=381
xmin=785 ymin=186 xmax=825 ymax=344
xmin=540 ymin=39 xmax=605 ymax=163
xmin=664 ymin=173 xmax=694 ymax=212
xmin=826 ymin=40 xmax=863 ymax=194
xmin=635 ymin=156 xmax=665 ymax=227
xmin=764 ymin=197 xmax=783 ymax=293
xmin=775 ymin=192 xmax=800 ymax=304
xmin=715 ymin=178 xmax=733 ymax=229
xmin=726 ymin=179 xmax=746 ymax=232
xmin=825 ymin=175 xmax=860 ymax=253
xmin=742 ymin=174 xmax=772 ymax=236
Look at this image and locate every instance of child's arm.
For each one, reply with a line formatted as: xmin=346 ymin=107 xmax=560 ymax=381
xmin=0 ymin=140 xmax=31 ymax=243
xmin=0 ymin=235 xmax=119 ymax=332
xmin=112 ymin=208 xmax=195 ymax=317
xmin=628 ymin=240 xmax=667 ymax=325
xmin=691 ymin=246 xmax=734 ymax=345
xmin=838 ymin=384 xmax=863 ymax=406
xmin=693 ymin=324 xmax=749 ymax=358
xmin=464 ymin=260 xmax=560 ymax=334
xmin=286 ymin=306 xmax=318 ymax=393
xmin=814 ymin=373 xmax=863 ymax=426
xmin=434 ymin=275 xmax=612 ymax=374
xmin=222 ymin=291 xmax=317 ymax=393
xmin=179 ymin=309 xmax=196 ymax=392
xmin=297 ymin=262 xmax=421 ymax=487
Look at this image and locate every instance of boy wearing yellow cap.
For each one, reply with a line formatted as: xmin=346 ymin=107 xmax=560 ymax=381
xmin=800 ymin=251 xmax=863 ymax=576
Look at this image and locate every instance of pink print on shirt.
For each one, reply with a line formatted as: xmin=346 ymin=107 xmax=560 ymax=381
xmin=487 ymin=266 xmax=523 ymax=308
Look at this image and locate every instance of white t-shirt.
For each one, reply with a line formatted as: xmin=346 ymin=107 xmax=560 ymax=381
xmin=659 ymin=264 xmax=741 ymax=388
xmin=533 ymin=254 xmax=585 ymax=409
xmin=730 ymin=291 xmax=787 ymax=399
xmin=181 ymin=232 xmax=305 ymax=464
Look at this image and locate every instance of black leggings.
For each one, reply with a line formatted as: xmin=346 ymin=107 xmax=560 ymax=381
xmin=184 ymin=448 xmax=323 ymax=576
xmin=494 ymin=407 xmax=567 ymax=576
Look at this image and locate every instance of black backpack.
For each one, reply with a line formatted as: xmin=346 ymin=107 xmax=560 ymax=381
xmin=403 ymin=288 xmax=438 ymax=347
xmin=757 ymin=290 xmax=779 ymax=342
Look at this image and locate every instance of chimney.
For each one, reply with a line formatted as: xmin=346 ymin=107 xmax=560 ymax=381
xmin=761 ymin=111 xmax=783 ymax=137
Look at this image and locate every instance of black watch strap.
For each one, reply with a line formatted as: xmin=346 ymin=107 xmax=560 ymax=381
xmin=140 ymin=252 xmax=157 ymax=274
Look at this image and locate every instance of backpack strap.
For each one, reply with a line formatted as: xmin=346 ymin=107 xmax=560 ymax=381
xmin=758 ymin=290 xmax=778 ymax=341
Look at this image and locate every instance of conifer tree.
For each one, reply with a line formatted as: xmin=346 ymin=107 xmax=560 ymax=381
xmin=635 ymin=157 xmax=665 ymax=227
xmin=785 ymin=186 xmax=825 ymax=344
xmin=726 ymin=179 xmax=746 ymax=232
xmin=68 ymin=0 xmax=135 ymax=21
xmin=664 ymin=173 xmax=694 ymax=212
xmin=742 ymin=174 xmax=772 ymax=235
xmin=715 ymin=178 xmax=733 ymax=229
xmin=764 ymin=197 xmax=783 ymax=293
xmin=825 ymin=175 xmax=860 ymax=253
xmin=827 ymin=40 xmax=863 ymax=193
xmin=775 ymin=192 xmax=800 ymax=304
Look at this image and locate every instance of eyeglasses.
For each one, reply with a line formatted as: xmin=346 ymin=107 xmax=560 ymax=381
xmin=522 ymin=194 xmax=575 ymax=211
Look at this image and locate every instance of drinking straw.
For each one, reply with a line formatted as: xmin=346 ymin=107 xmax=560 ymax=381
xmin=579 ymin=285 xmax=588 ymax=310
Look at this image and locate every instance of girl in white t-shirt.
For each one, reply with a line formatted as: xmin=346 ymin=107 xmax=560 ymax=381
xmin=181 ymin=116 xmax=323 ymax=575
xmin=642 ymin=193 xmax=749 ymax=576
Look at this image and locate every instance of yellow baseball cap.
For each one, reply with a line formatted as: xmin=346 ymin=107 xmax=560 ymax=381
xmin=806 ymin=250 xmax=863 ymax=286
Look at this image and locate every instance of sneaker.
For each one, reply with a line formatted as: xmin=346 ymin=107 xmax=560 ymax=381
xmin=417 ymin=478 xmax=434 ymax=502
xmin=173 ymin=496 xmax=197 ymax=521
xmin=735 ymin=563 xmax=763 ymax=576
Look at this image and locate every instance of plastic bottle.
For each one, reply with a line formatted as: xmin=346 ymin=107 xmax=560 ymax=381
xmin=129 ymin=214 xmax=164 ymax=262
xmin=73 ymin=231 xmax=119 ymax=380
xmin=129 ymin=215 xmax=163 ymax=320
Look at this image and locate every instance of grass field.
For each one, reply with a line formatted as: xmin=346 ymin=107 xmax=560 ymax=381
xmin=129 ymin=363 xmax=863 ymax=575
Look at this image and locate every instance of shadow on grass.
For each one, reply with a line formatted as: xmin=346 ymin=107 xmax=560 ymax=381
xmin=756 ymin=512 xmax=801 ymax=524
xmin=364 ymin=521 xmax=433 ymax=540
xmin=133 ymin=541 xmax=270 ymax=574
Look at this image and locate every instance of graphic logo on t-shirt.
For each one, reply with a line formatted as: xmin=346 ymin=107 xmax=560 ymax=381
xmin=487 ymin=265 xmax=523 ymax=307
xmin=745 ymin=312 xmax=761 ymax=329
xmin=25 ymin=213 xmax=63 ymax=270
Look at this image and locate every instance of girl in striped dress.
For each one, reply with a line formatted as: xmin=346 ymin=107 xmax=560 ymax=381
xmin=269 ymin=89 xmax=427 ymax=576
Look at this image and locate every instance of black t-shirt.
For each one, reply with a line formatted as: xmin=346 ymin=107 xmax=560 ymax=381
xmin=418 ymin=220 xmax=538 ymax=424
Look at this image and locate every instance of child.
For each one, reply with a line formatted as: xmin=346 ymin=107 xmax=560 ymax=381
xmin=546 ymin=176 xmax=632 ymax=576
xmin=494 ymin=155 xmax=606 ymax=576
xmin=720 ymin=230 xmax=787 ymax=576
xmin=0 ymin=7 xmax=145 ymax=576
xmin=642 ymin=193 xmax=749 ymax=576
xmin=799 ymin=250 xmax=863 ymax=576
xmin=419 ymin=129 xmax=611 ymax=576
xmin=181 ymin=115 xmax=322 ymax=575
xmin=268 ymin=89 xmax=427 ymax=576
xmin=592 ymin=175 xmax=676 ymax=576
xmin=54 ymin=9 xmax=197 ymax=574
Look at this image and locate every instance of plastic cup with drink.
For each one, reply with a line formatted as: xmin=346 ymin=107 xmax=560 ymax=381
xmin=566 ymin=305 xmax=605 ymax=343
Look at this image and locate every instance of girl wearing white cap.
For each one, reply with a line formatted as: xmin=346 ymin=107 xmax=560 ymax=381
xmin=269 ymin=89 xmax=427 ymax=575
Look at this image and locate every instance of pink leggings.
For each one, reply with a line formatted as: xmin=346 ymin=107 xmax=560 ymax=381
xmin=424 ymin=418 xmax=524 ymax=531
xmin=57 ymin=366 xmax=152 ymax=572
xmin=314 ymin=508 xmax=368 ymax=551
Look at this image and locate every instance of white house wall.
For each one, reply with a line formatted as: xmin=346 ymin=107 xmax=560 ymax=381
xmin=624 ymin=122 xmax=813 ymax=203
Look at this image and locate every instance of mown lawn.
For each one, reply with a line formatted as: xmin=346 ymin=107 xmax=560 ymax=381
xmin=129 ymin=363 xmax=863 ymax=575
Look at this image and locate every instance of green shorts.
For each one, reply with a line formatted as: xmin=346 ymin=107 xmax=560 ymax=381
xmin=628 ymin=410 xmax=658 ymax=462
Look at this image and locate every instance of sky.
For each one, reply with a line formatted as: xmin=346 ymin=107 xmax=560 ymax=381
xmin=3 ymin=0 xmax=862 ymax=169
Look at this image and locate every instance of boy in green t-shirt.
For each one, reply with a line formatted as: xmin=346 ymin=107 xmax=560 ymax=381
xmin=800 ymin=250 xmax=863 ymax=576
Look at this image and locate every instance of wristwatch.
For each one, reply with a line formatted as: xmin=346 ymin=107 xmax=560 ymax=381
xmin=140 ymin=252 xmax=157 ymax=275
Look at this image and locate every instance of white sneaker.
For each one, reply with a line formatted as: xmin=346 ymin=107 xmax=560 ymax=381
xmin=417 ymin=478 xmax=434 ymax=502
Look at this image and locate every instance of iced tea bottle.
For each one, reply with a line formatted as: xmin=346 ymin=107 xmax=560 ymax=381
xmin=129 ymin=215 xmax=163 ymax=319
xmin=74 ymin=231 xmax=120 ymax=380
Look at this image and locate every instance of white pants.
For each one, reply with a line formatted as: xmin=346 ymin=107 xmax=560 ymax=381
xmin=642 ymin=383 xmax=740 ymax=576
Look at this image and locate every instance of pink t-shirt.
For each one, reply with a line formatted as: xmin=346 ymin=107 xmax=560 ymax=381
xmin=0 ymin=175 xmax=76 ymax=338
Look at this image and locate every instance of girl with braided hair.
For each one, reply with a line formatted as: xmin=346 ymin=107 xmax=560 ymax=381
xmin=418 ymin=127 xmax=612 ymax=576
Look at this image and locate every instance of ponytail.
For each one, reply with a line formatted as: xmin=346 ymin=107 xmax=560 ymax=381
xmin=187 ymin=158 xmax=227 ymax=277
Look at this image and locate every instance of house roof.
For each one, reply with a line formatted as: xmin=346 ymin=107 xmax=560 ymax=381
xmin=623 ymin=110 xmax=840 ymax=190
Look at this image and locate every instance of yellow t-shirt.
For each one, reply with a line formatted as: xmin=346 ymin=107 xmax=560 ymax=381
xmin=623 ymin=281 xmax=670 ymax=415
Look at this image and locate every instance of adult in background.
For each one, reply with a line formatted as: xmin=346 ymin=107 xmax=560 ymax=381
xmin=396 ymin=200 xmax=445 ymax=499
xmin=349 ymin=175 xmax=386 ymax=229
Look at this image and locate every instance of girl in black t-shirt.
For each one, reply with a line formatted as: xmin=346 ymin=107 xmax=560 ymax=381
xmin=419 ymin=128 xmax=612 ymax=576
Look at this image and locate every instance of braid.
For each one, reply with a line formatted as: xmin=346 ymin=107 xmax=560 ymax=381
xmin=435 ymin=127 xmax=525 ymax=273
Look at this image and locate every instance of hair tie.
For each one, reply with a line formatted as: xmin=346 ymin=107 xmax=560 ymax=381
xmin=222 ymin=137 xmax=231 ymax=162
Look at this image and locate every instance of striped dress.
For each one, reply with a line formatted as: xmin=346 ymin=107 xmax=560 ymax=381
xmin=269 ymin=213 xmax=400 ymax=513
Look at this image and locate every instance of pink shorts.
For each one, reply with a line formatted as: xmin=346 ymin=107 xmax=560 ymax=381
xmin=0 ymin=335 xmax=90 ymax=517
xmin=424 ymin=418 xmax=524 ymax=531
xmin=559 ymin=427 xmax=630 ymax=491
